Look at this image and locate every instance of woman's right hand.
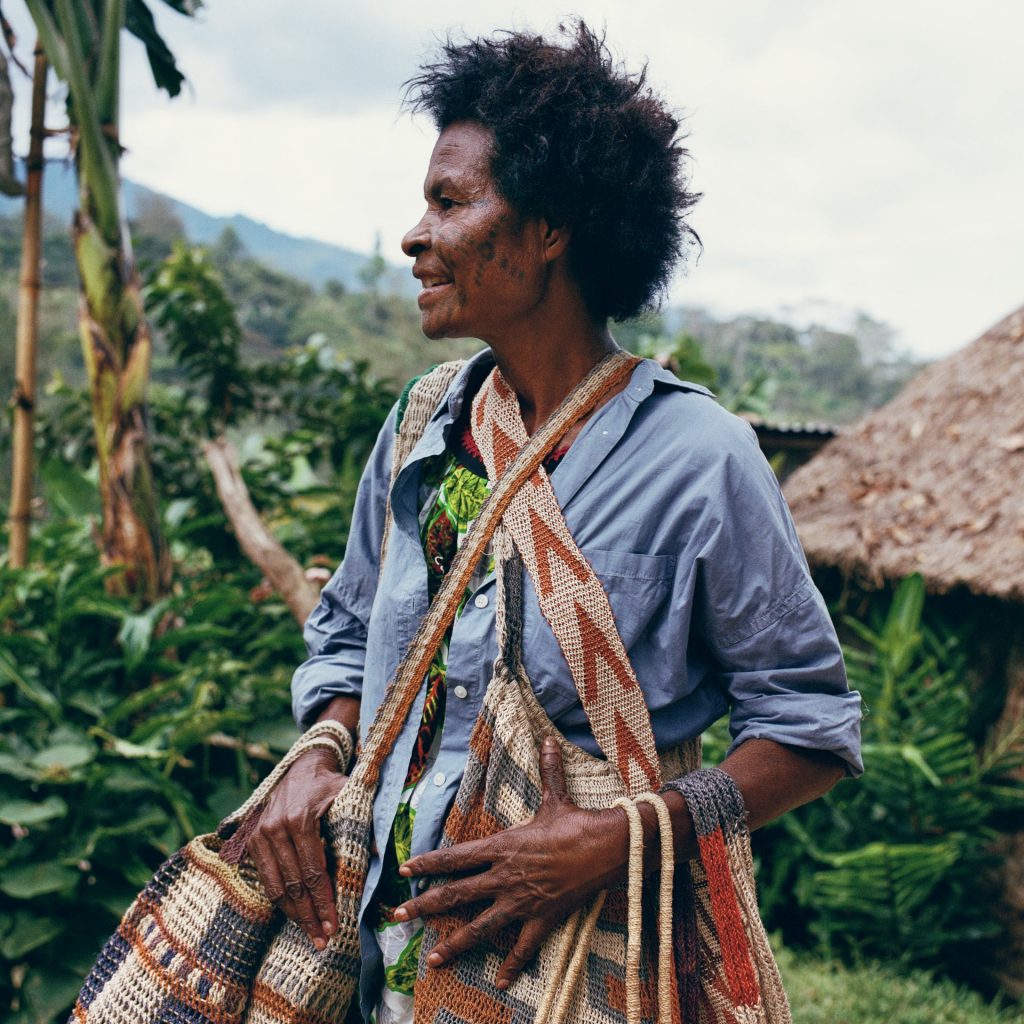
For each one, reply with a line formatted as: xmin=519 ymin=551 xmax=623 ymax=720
xmin=248 ymin=746 xmax=348 ymax=949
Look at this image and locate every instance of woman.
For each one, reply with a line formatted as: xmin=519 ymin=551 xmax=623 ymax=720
xmin=249 ymin=23 xmax=862 ymax=1023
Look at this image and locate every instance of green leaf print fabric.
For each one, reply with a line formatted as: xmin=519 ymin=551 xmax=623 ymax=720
xmin=372 ymin=452 xmax=493 ymax=1024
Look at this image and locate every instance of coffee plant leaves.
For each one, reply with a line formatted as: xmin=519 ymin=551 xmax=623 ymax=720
xmin=0 ymin=798 xmax=68 ymax=827
xmin=0 ymin=914 xmax=63 ymax=960
xmin=0 ymin=863 xmax=80 ymax=900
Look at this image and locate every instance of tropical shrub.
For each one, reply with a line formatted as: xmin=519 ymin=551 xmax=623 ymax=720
xmin=750 ymin=575 xmax=1024 ymax=975
xmin=0 ymin=513 xmax=302 ymax=1022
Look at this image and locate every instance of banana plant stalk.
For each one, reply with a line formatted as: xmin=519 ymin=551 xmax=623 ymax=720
xmin=25 ymin=0 xmax=193 ymax=599
xmin=7 ymin=39 xmax=45 ymax=567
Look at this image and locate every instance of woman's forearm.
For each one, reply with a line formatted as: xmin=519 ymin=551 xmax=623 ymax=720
xmin=314 ymin=695 xmax=361 ymax=738
xmin=634 ymin=738 xmax=846 ymax=871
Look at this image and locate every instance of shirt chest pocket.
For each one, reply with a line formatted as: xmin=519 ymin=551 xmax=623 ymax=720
xmin=520 ymin=547 xmax=676 ymax=720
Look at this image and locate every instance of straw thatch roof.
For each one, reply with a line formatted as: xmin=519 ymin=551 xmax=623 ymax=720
xmin=783 ymin=305 xmax=1024 ymax=602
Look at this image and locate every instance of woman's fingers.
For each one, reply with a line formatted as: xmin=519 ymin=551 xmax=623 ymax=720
xmin=248 ymin=833 xmax=297 ymax=918
xmin=495 ymin=918 xmax=552 ymax=990
xmin=399 ymin=835 xmax=495 ymax=878
xmin=269 ymin=826 xmax=328 ymax=949
xmin=244 ymin=750 xmax=349 ymax=949
xmin=393 ymin=872 xmax=496 ymax=922
xmin=425 ymin=902 xmax=509 ymax=968
xmin=539 ymin=735 xmax=568 ymax=803
xmin=294 ymin=821 xmax=338 ymax=938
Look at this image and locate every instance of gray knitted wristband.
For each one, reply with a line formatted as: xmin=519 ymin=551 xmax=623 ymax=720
xmin=660 ymin=766 xmax=749 ymax=839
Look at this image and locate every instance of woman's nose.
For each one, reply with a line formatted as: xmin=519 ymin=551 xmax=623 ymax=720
xmin=401 ymin=212 xmax=430 ymax=258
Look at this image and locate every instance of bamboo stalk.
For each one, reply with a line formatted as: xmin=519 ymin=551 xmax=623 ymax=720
xmin=8 ymin=42 xmax=48 ymax=568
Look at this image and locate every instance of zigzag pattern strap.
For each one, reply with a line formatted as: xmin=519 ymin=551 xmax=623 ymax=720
xmin=471 ymin=353 xmax=663 ymax=796
xmin=352 ymin=350 xmax=641 ymax=789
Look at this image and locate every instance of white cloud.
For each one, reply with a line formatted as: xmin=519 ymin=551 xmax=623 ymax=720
xmin=4 ymin=0 xmax=1022 ymax=357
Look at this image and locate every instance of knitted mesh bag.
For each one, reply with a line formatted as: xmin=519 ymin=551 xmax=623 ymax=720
xmin=411 ymin=358 xmax=790 ymax=1024
xmin=69 ymin=353 xmax=790 ymax=1024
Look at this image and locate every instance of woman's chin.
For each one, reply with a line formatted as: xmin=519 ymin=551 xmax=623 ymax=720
xmin=419 ymin=317 xmax=451 ymax=341
xmin=419 ymin=312 xmax=472 ymax=342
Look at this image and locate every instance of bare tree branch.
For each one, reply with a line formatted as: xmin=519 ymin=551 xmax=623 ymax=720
xmin=202 ymin=437 xmax=321 ymax=625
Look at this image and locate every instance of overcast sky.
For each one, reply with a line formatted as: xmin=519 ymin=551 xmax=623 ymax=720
xmin=7 ymin=1 xmax=1023 ymax=357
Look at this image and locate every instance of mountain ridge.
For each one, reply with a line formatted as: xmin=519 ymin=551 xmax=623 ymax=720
xmin=0 ymin=159 xmax=414 ymax=295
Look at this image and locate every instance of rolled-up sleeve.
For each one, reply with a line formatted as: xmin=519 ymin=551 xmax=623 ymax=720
xmin=291 ymin=404 xmax=397 ymax=730
xmin=695 ymin=420 xmax=863 ymax=776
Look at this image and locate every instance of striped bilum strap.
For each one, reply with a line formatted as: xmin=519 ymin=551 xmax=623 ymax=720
xmin=471 ymin=353 xmax=662 ymax=796
xmin=352 ymin=350 xmax=642 ymax=789
xmin=666 ymin=768 xmax=769 ymax=1019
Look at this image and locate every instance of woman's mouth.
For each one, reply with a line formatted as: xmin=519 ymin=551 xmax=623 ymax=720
xmin=418 ymin=277 xmax=453 ymax=304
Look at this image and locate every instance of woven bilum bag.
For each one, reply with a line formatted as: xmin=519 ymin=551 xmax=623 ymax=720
xmin=410 ymin=360 xmax=791 ymax=1024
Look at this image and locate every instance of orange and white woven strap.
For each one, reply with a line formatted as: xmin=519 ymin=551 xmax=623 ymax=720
xmin=471 ymin=356 xmax=662 ymax=796
xmin=352 ymin=351 xmax=641 ymax=789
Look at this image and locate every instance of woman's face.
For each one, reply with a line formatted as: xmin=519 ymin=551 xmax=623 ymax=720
xmin=402 ymin=120 xmax=548 ymax=341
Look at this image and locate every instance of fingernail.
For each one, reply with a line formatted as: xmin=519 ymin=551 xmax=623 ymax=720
xmin=427 ymin=952 xmax=443 ymax=967
xmin=398 ymin=864 xmax=412 ymax=877
xmin=394 ymin=907 xmax=408 ymax=921
xmin=543 ymin=736 xmax=557 ymax=750
xmin=321 ymin=920 xmax=334 ymax=936
xmin=313 ymin=936 xmax=326 ymax=951
xmin=496 ymin=978 xmax=509 ymax=991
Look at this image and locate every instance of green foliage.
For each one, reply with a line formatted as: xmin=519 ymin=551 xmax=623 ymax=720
xmin=630 ymin=330 xmax=781 ymax=417
xmin=0 ymin=515 xmax=303 ymax=1022
xmin=0 ymin=240 xmax=402 ymax=1019
xmin=755 ymin=575 xmax=1024 ymax=974
xmin=674 ymin=310 xmax=923 ymax=424
xmin=146 ymin=242 xmax=248 ymax=431
xmin=125 ymin=0 xmax=201 ymax=99
xmin=779 ymin=944 xmax=1024 ymax=1024
xmin=633 ymin=331 xmax=719 ymax=390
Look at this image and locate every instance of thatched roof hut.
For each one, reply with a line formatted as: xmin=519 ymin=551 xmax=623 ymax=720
xmin=785 ymin=304 xmax=1024 ymax=995
xmin=783 ymin=305 xmax=1024 ymax=602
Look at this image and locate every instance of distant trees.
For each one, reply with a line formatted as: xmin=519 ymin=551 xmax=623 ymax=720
xmin=669 ymin=309 xmax=924 ymax=424
xmin=130 ymin=192 xmax=186 ymax=271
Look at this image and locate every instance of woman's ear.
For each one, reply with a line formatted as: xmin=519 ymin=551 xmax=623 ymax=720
xmin=537 ymin=218 xmax=571 ymax=264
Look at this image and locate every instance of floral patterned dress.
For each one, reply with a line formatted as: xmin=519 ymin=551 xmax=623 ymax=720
xmin=370 ymin=413 xmax=566 ymax=1024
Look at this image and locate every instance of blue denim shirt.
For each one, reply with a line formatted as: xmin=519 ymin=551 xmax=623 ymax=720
xmin=291 ymin=350 xmax=862 ymax=1014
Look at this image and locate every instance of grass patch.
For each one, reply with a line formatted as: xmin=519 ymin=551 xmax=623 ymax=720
xmin=779 ymin=946 xmax=1024 ymax=1024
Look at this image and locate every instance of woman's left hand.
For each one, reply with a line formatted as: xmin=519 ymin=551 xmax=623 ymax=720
xmin=395 ymin=735 xmax=630 ymax=990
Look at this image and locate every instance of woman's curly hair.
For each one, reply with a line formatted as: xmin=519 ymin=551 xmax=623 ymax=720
xmin=404 ymin=20 xmax=700 ymax=321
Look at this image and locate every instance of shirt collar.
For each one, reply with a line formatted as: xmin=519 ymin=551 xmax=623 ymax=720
xmin=429 ymin=349 xmax=496 ymax=425
xmin=431 ymin=348 xmax=715 ymax=428
xmin=644 ymin=358 xmax=717 ymax=399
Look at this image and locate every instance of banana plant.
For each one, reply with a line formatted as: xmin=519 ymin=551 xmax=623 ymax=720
xmin=756 ymin=574 xmax=1024 ymax=970
xmin=22 ymin=0 xmax=198 ymax=601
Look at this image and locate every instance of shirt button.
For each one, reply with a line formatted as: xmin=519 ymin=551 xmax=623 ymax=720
xmin=453 ymin=685 xmax=468 ymax=699
xmin=473 ymin=593 xmax=489 ymax=609
xmin=433 ymin=772 xmax=446 ymax=787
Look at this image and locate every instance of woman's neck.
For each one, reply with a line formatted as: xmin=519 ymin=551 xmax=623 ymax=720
xmin=486 ymin=320 xmax=619 ymax=435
